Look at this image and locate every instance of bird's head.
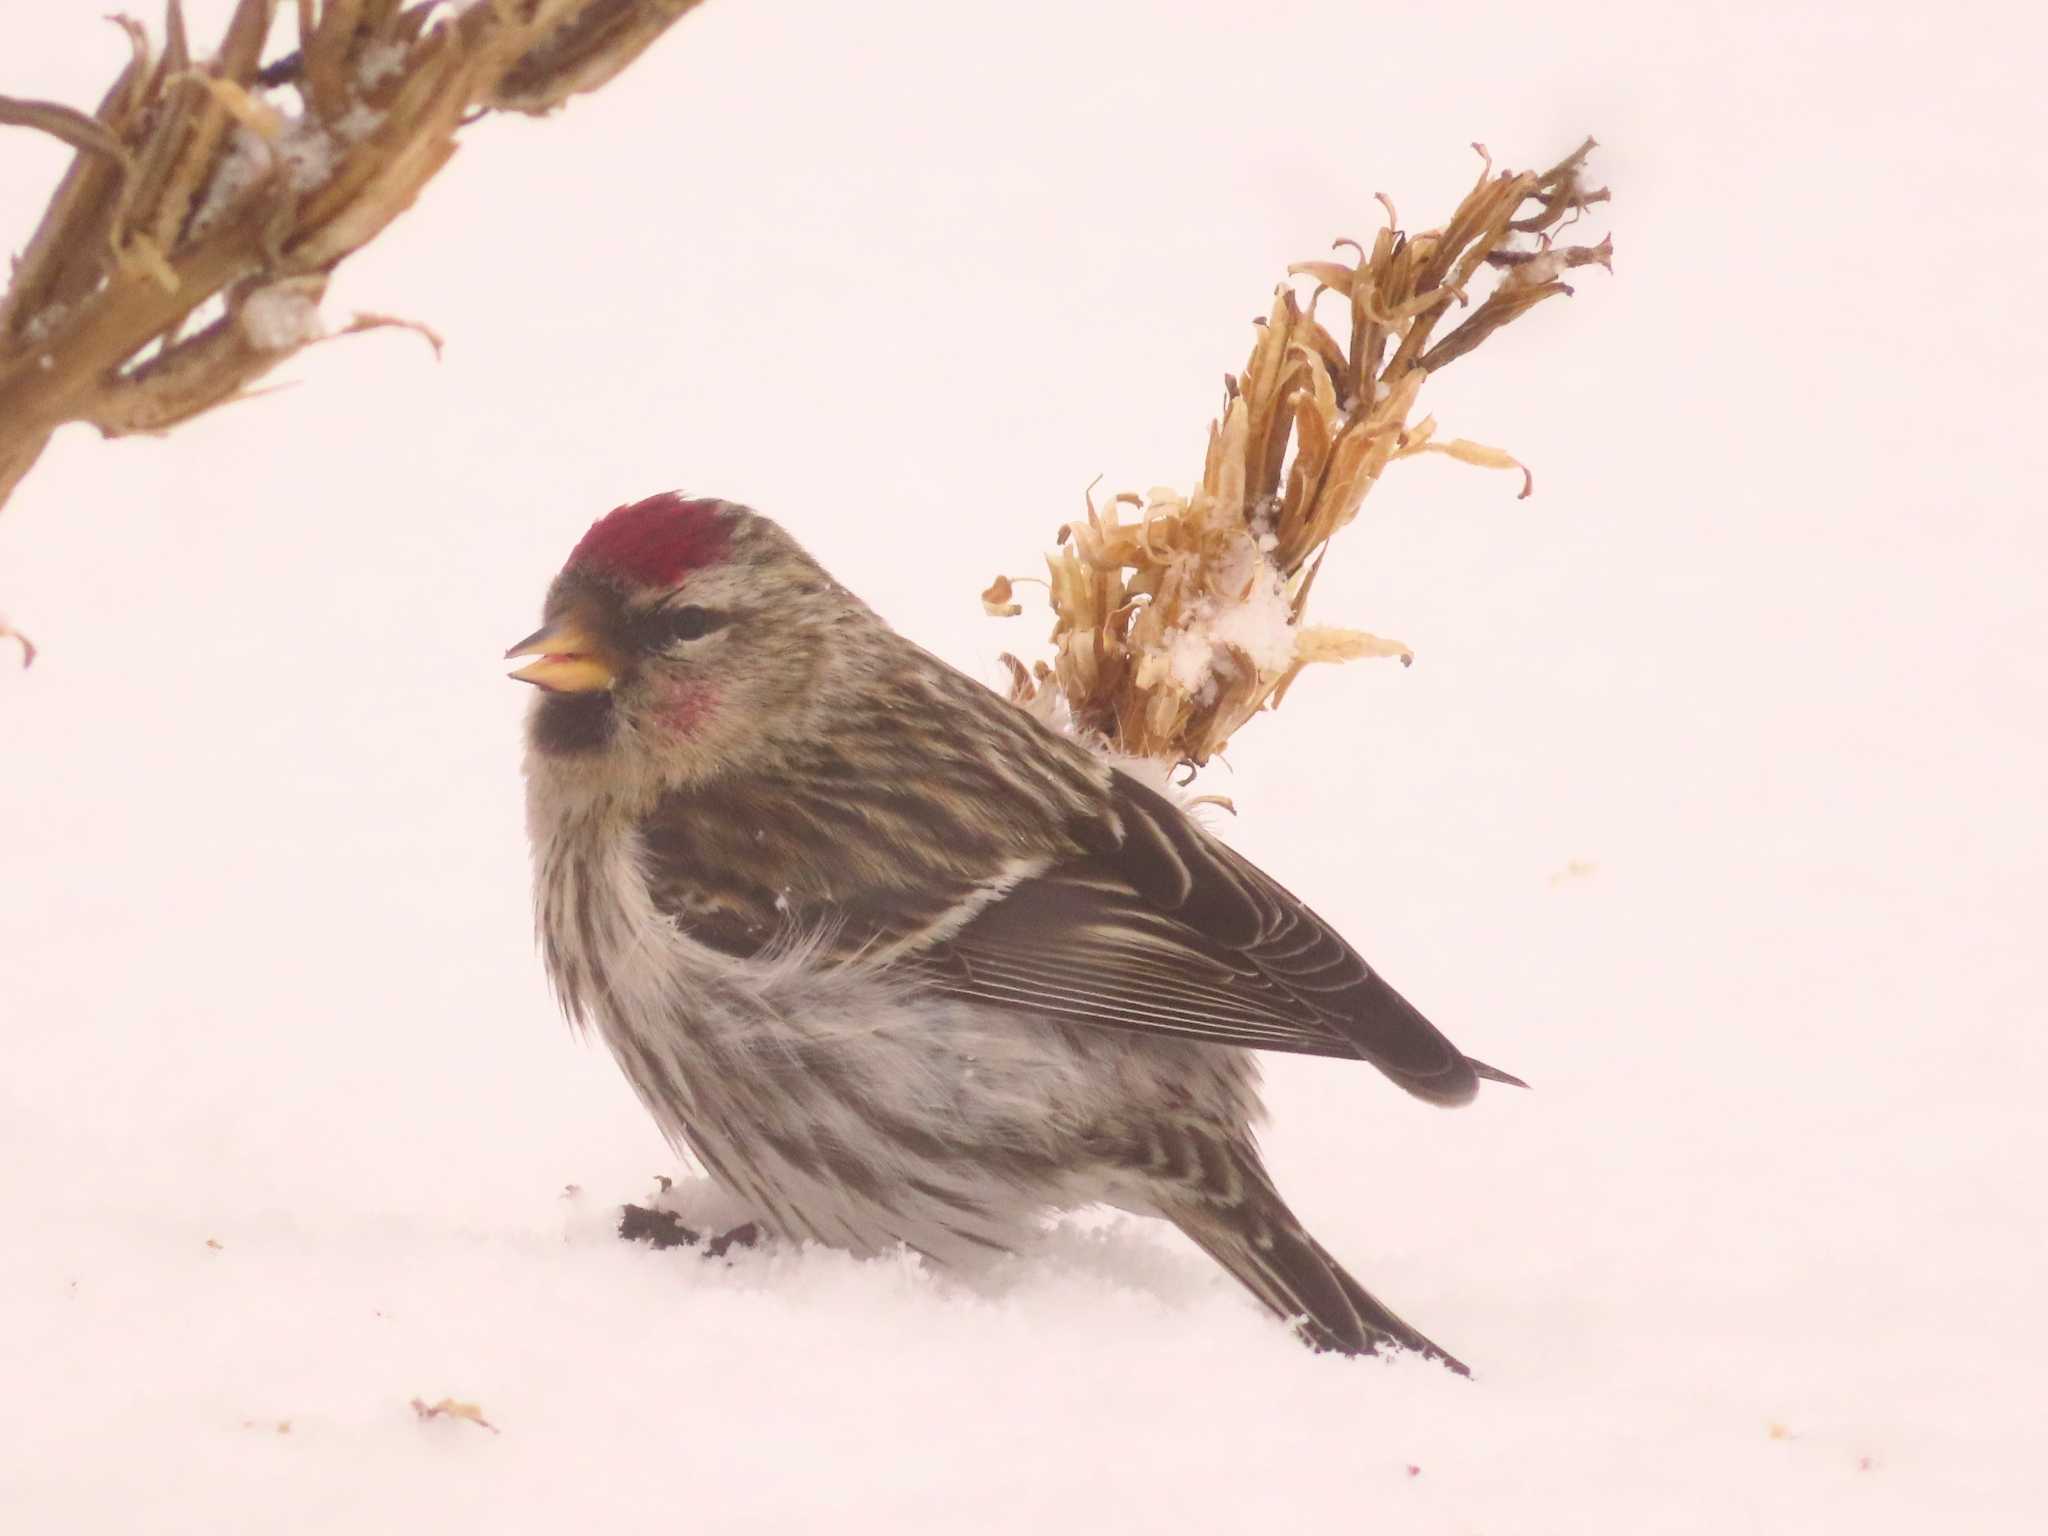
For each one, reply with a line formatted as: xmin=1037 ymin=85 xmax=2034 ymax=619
xmin=509 ymin=494 xmax=861 ymax=787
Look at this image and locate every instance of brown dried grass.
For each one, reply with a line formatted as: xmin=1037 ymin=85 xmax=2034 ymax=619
xmin=0 ymin=0 xmax=706 ymax=643
xmin=992 ymin=140 xmax=1612 ymax=770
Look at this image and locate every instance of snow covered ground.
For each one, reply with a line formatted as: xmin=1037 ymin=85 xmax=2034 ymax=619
xmin=3 ymin=2 xmax=2041 ymax=1530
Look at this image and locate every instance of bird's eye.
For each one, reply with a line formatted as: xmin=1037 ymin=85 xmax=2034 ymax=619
xmin=652 ymin=605 xmax=726 ymax=647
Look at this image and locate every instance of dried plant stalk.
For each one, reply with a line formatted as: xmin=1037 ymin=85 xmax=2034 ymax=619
xmin=994 ymin=140 xmax=1612 ymax=769
xmin=0 ymin=0 xmax=706 ymax=548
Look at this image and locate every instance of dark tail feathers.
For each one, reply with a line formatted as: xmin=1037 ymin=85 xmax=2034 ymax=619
xmin=1172 ymin=1147 xmax=1471 ymax=1376
xmin=1468 ymin=1056 xmax=1529 ymax=1090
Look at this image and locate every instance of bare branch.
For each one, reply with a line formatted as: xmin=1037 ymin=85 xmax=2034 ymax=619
xmin=0 ymin=0 xmax=709 ymax=526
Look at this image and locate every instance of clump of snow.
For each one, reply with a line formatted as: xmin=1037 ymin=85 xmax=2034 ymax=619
xmin=1498 ymin=244 xmax=1572 ymax=289
xmin=275 ymin=119 xmax=341 ymax=192
xmin=356 ymin=40 xmax=409 ymax=90
xmin=188 ymin=126 xmax=273 ymax=238
xmin=238 ymin=284 xmax=325 ymax=352
xmin=1163 ymin=553 xmax=1298 ymax=699
xmin=332 ymin=104 xmax=386 ymax=146
xmin=1163 ymin=625 xmax=1217 ymax=693
xmin=193 ymin=128 xmax=262 ymax=231
xmin=190 ymin=109 xmax=348 ymax=239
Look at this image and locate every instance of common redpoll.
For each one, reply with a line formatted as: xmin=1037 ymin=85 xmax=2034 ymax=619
xmin=511 ymin=493 xmax=1520 ymax=1372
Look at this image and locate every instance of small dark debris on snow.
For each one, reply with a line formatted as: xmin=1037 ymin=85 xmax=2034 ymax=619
xmin=618 ymin=1205 xmax=761 ymax=1258
xmin=619 ymin=1203 xmax=703 ymax=1249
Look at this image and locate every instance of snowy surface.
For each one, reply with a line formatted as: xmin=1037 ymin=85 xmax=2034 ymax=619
xmin=2 ymin=2 xmax=2043 ymax=1531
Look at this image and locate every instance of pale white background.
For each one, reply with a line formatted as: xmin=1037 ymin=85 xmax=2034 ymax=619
xmin=2 ymin=2 xmax=2042 ymax=1531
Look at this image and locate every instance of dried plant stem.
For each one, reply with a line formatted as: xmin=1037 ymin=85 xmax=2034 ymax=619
xmin=992 ymin=140 xmax=1613 ymax=769
xmin=0 ymin=0 xmax=706 ymax=574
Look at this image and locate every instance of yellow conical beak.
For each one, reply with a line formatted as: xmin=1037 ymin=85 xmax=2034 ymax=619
xmin=505 ymin=616 xmax=617 ymax=693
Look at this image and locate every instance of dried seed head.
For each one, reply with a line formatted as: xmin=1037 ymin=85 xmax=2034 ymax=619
xmin=992 ymin=141 xmax=1611 ymax=769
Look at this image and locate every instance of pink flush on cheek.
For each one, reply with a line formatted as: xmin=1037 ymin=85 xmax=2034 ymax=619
xmin=654 ymin=678 xmax=720 ymax=737
xmin=566 ymin=493 xmax=733 ymax=588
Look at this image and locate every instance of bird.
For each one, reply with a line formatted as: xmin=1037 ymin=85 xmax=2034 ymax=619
xmin=509 ymin=491 xmax=1521 ymax=1372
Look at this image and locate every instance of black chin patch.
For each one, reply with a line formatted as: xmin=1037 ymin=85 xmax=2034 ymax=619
xmin=532 ymin=691 xmax=617 ymax=756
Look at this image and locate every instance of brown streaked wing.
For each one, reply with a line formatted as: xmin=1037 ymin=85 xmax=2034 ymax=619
xmin=924 ymin=772 xmax=1489 ymax=1105
xmin=635 ymin=730 xmax=1067 ymax=967
xmin=638 ymin=739 xmax=1501 ymax=1104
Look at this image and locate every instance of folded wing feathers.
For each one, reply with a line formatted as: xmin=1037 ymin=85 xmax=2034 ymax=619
xmin=946 ymin=948 xmax=1322 ymax=1050
xmin=637 ymin=747 xmax=1503 ymax=1103
xmin=1082 ymin=775 xmax=1482 ymax=1103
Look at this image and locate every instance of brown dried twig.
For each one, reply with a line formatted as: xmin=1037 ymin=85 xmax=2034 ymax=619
xmin=409 ymin=1395 xmax=499 ymax=1434
xmin=992 ymin=140 xmax=1612 ymax=769
xmin=0 ymin=614 xmax=35 ymax=668
xmin=0 ymin=0 xmax=707 ymax=524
